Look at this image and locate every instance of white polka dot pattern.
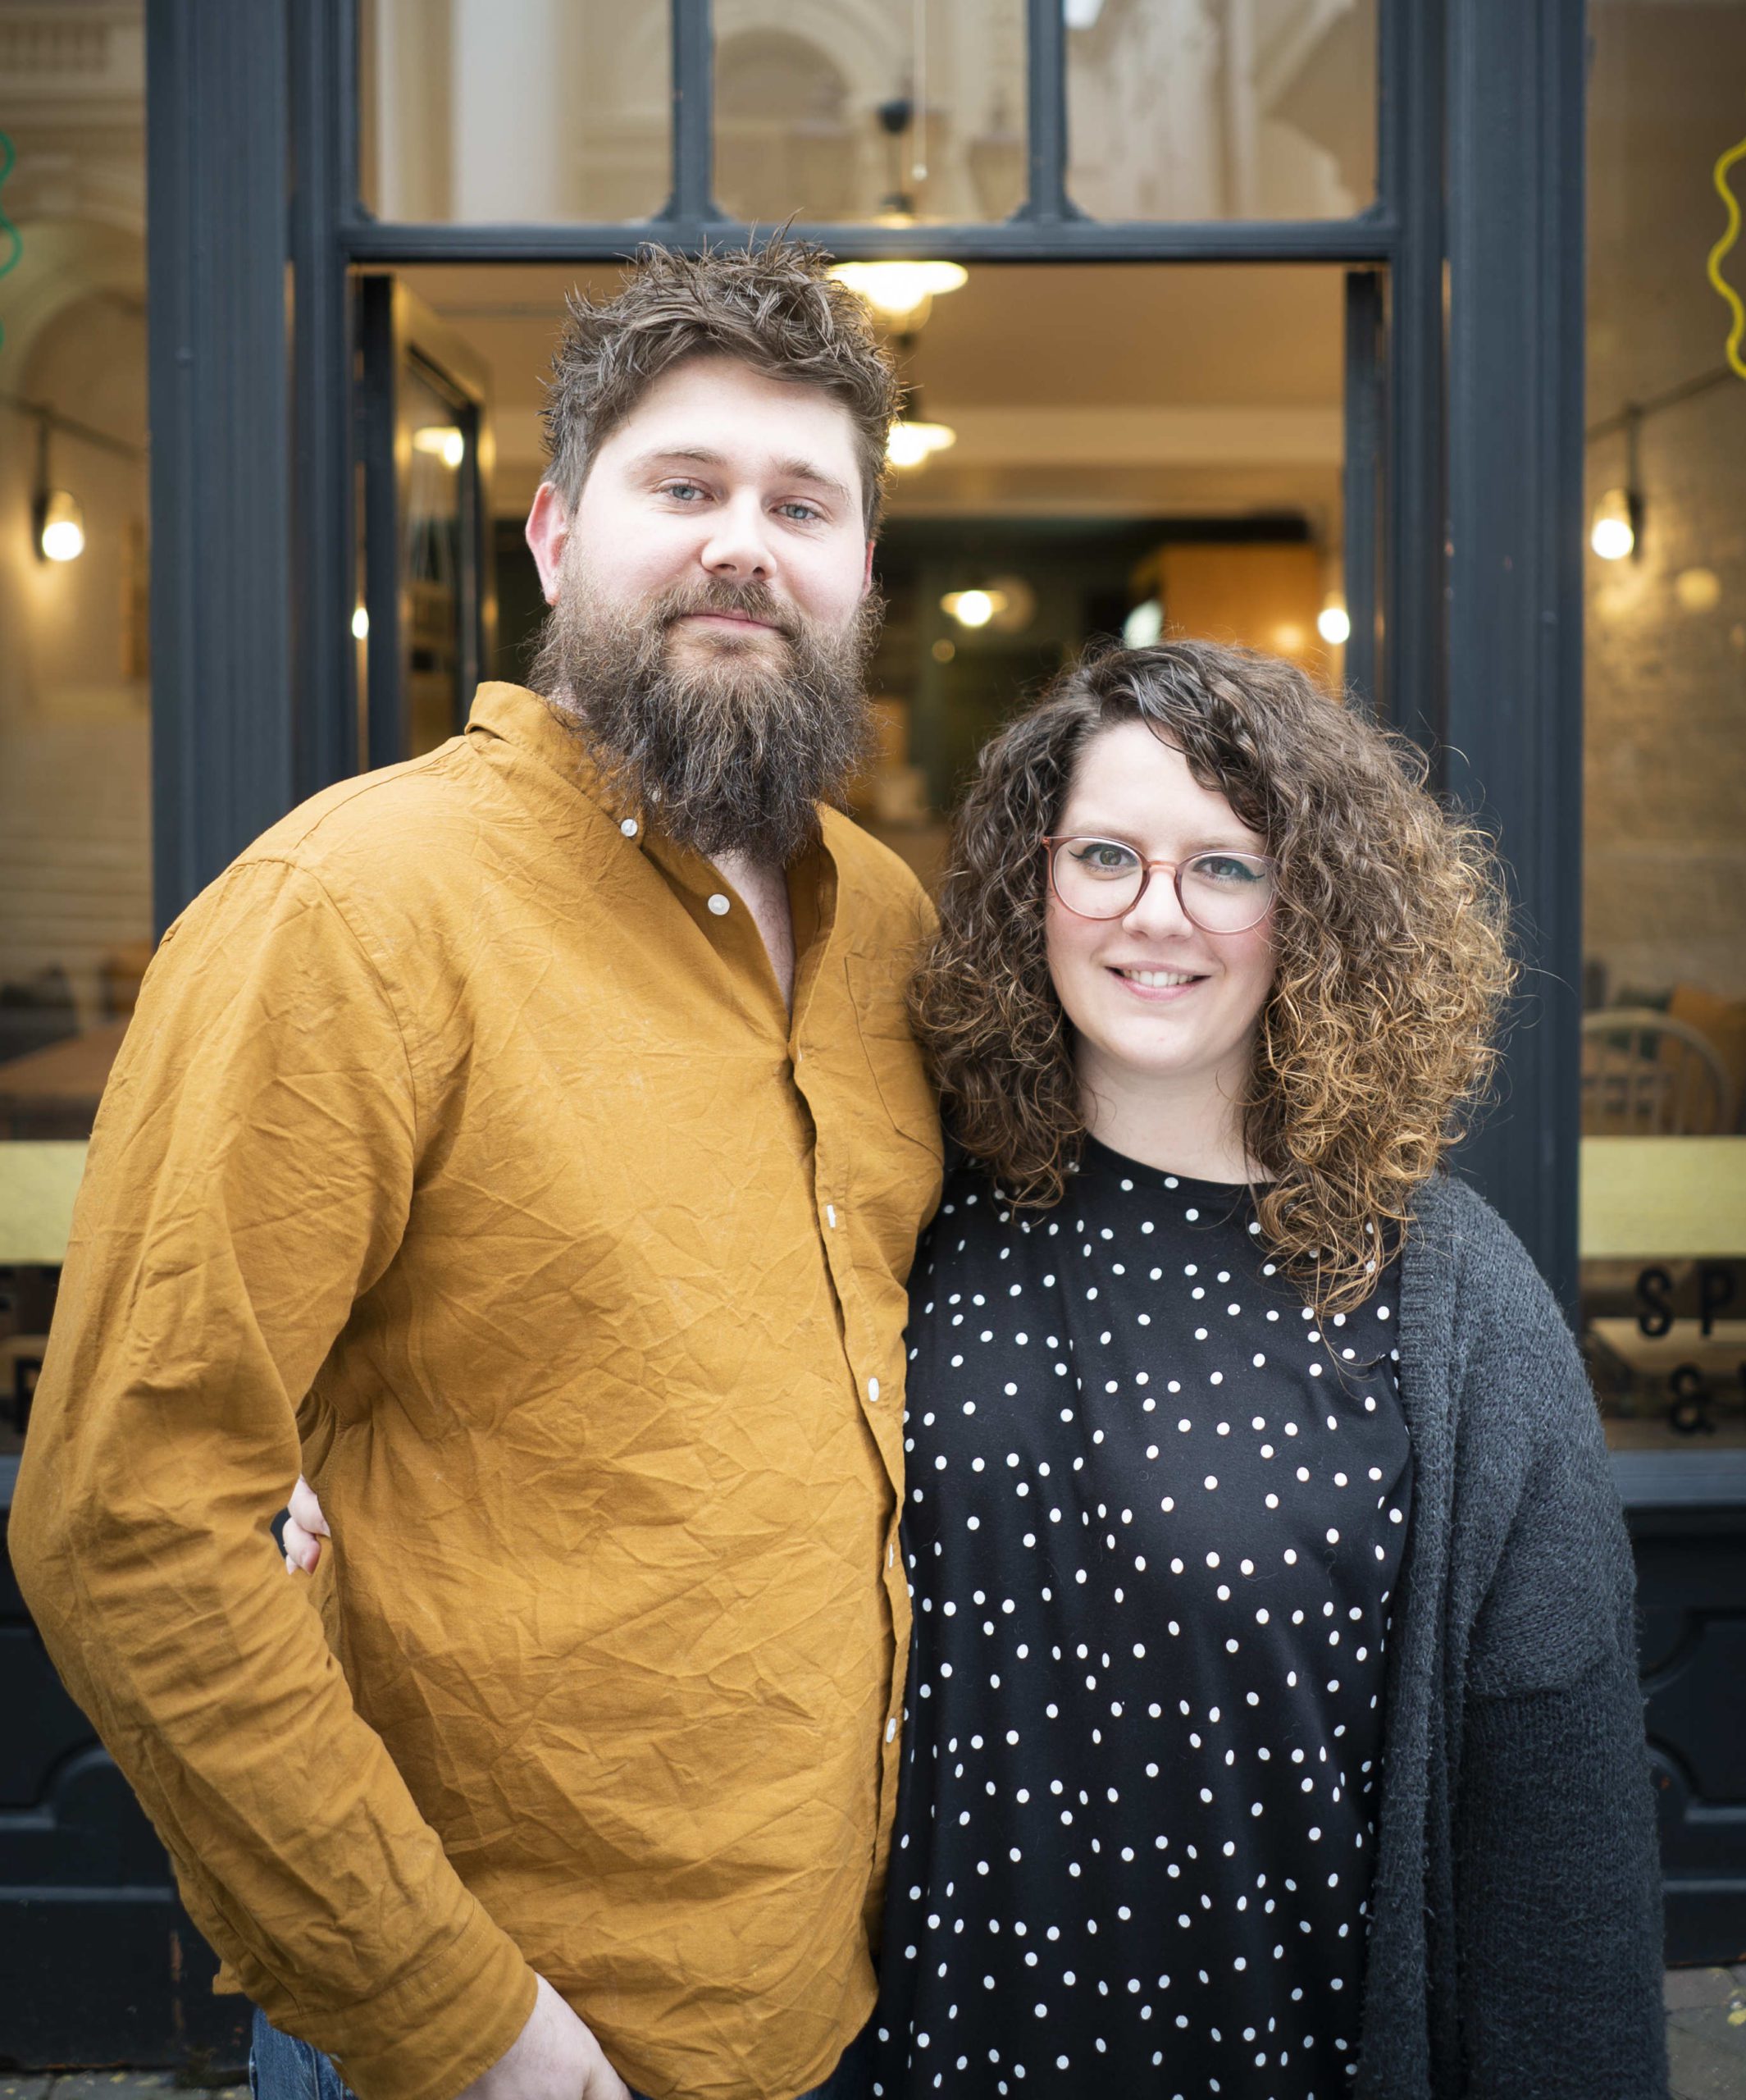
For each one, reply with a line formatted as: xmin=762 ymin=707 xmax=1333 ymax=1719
xmin=869 ymin=1139 xmax=1411 ymax=2099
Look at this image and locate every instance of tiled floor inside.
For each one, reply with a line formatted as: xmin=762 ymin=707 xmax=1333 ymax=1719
xmin=2 ymin=1970 xmax=1743 ymax=2100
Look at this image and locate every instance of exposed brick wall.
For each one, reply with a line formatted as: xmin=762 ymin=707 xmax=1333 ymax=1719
xmin=1584 ymin=3 xmax=1746 ymax=1003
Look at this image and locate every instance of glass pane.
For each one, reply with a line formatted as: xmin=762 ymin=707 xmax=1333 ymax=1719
xmin=403 ymin=365 xmax=473 ymax=756
xmin=713 ymin=0 xmax=1028 ymax=224
xmin=1580 ymin=0 xmax=1746 ymax=1452
xmin=0 ymin=1 xmax=152 ymax=1451
xmin=1066 ymin=0 xmax=1376 ymax=222
xmin=360 ymin=0 xmax=670 ymax=223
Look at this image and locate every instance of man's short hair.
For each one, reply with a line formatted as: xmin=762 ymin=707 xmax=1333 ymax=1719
xmin=542 ymin=238 xmax=900 ymax=533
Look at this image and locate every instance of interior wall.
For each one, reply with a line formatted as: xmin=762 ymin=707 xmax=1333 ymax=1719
xmin=0 ymin=5 xmax=152 ymax=1036
xmin=0 ymin=293 xmax=152 ymax=1025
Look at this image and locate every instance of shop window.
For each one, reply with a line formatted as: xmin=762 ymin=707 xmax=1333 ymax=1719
xmin=713 ymin=0 xmax=1027 ymax=226
xmin=0 ymin=4 xmax=150 ymax=1454
xmin=359 ymin=0 xmax=672 ymax=224
xmin=1580 ymin=0 xmax=1746 ymax=1450
xmin=1065 ymin=0 xmax=1376 ymax=223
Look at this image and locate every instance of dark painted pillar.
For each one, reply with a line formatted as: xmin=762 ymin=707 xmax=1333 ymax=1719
xmin=1443 ymin=0 xmax=1588 ymax=1313
xmin=146 ymin=0 xmax=294 ymax=932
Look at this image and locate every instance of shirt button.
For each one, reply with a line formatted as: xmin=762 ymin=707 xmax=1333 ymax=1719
xmin=868 ymin=1376 xmax=881 ymax=1403
xmin=885 ymin=1718 xmax=897 ymax=1744
xmin=619 ymin=817 xmax=638 ymax=838
xmin=707 ymin=892 xmax=730 ymax=916
xmin=826 ymin=1203 xmax=837 ymax=1229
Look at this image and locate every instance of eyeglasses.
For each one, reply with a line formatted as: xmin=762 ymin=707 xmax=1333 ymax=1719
xmin=1042 ymin=835 xmax=1278 ymax=932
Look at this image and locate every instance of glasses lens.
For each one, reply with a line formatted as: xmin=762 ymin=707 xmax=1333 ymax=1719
xmin=1179 ymin=852 xmax=1275 ymax=931
xmin=1052 ymin=838 xmax=1145 ymax=918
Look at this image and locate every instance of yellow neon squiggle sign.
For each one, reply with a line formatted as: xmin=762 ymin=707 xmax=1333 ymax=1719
xmin=1710 ymin=136 xmax=1746 ymax=381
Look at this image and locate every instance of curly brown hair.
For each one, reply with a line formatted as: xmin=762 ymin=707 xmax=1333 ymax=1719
xmin=542 ymin=237 xmax=901 ymax=531
xmin=911 ymin=639 xmax=1516 ymax=1313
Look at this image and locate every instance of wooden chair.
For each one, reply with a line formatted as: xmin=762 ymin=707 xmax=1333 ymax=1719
xmin=1580 ymin=1008 xmax=1736 ymax=1136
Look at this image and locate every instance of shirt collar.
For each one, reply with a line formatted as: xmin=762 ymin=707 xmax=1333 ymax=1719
xmin=463 ymin=680 xmax=844 ymax=920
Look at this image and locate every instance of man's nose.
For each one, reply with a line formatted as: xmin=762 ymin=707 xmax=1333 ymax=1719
xmin=698 ymin=495 xmax=776 ymax=581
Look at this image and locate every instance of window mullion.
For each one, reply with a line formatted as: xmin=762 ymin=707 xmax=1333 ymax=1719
xmin=1015 ymin=0 xmax=1082 ymax=223
xmin=663 ymin=0 xmax=725 ymax=228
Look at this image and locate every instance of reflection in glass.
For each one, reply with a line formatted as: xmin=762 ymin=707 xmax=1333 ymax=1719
xmin=360 ymin=0 xmax=670 ymax=223
xmin=1579 ymin=0 xmax=1746 ymax=1452
xmin=713 ymin=0 xmax=1026 ymax=225
xmin=1066 ymin=0 xmax=1376 ymax=223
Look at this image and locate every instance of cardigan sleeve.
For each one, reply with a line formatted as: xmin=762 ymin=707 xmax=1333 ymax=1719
xmin=1449 ymin=1238 xmax=1666 ymax=2098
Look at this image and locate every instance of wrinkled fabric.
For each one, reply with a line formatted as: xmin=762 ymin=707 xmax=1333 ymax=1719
xmin=11 ymin=683 xmax=944 ymax=2100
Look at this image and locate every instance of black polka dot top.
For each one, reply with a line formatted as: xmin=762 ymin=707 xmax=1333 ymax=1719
xmin=869 ymin=1138 xmax=1411 ymax=2100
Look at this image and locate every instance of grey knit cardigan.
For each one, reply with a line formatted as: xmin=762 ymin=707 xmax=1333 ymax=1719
xmin=1354 ymin=1173 xmax=1666 ymax=2097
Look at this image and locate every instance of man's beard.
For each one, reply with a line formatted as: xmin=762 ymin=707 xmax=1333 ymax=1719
xmin=531 ymin=569 xmax=882 ymax=866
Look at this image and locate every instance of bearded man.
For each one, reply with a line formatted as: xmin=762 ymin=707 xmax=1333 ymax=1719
xmin=11 ymin=243 xmax=943 ymax=2100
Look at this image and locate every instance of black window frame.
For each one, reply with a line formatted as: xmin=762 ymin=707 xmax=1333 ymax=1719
xmin=147 ymin=0 xmax=1581 ymax=1313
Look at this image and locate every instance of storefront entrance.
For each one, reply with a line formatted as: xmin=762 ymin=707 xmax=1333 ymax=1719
xmin=2 ymin=0 xmax=1742 ymax=2063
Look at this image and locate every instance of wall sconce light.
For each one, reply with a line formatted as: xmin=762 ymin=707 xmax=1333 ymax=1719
xmin=36 ymin=486 xmax=85 ymax=563
xmin=412 ymin=424 xmax=466 ymax=468
xmin=32 ymin=415 xmax=84 ymax=561
xmin=1590 ymin=404 xmax=1643 ymax=562
xmin=1589 ymin=485 xmax=1639 ymax=562
xmin=351 ymin=604 xmax=371 ymax=640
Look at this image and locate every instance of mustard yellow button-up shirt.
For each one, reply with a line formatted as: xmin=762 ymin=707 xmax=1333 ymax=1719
xmin=11 ymin=684 xmax=943 ymax=2100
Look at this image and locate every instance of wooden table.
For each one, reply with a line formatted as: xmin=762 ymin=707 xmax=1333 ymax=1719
xmin=0 ymin=1018 xmax=129 ymax=1139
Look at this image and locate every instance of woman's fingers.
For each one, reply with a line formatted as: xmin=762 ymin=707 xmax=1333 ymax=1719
xmin=284 ymin=1473 xmax=331 ymax=1573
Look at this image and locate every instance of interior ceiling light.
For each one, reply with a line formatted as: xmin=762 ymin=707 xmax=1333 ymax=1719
xmin=36 ymin=487 xmax=84 ymax=563
xmin=831 ymin=260 xmax=967 ymax=332
xmin=1590 ymin=485 xmax=1638 ymax=562
xmin=413 ymin=424 xmax=467 ymax=468
xmin=1316 ymin=597 xmax=1352 ymax=646
xmin=888 ymin=419 xmax=956 ymax=469
xmin=942 ymin=587 xmax=1007 ymax=629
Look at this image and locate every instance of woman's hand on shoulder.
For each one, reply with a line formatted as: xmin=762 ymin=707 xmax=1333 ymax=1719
xmin=283 ymin=1474 xmax=329 ymax=1573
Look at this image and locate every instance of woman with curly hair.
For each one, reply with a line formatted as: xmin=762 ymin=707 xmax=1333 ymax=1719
xmin=865 ymin=640 xmax=1663 ymax=2099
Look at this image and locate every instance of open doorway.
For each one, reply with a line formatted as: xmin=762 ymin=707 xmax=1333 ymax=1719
xmin=378 ymin=258 xmax=1356 ymax=887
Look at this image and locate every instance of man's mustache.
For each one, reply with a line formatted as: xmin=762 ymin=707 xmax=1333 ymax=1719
xmin=650 ymin=578 xmax=799 ymax=641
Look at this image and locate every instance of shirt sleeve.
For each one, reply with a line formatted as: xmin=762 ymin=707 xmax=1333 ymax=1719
xmin=1452 ymin=1275 xmax=1667 ymax=2098
xmin=8 ymin=855 xmax=540 ymax=2100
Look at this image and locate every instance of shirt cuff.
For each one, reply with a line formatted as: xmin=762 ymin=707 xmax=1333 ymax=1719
xmin=323 ymin=1904 xmax=540 ymax=2100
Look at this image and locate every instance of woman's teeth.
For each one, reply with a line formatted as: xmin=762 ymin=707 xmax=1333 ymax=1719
xmin=1118 ymin=968 xmax=1197 ymax=988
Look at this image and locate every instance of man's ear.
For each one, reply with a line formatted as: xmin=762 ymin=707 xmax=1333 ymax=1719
xmin=527 ymin=482 xmax=571 ymax=605
xmin=861 ymin=536 xmax=876 ymax=599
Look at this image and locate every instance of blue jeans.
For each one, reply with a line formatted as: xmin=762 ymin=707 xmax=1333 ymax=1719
xmin=250 ymin=2005 xmax=870 ymax=2100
